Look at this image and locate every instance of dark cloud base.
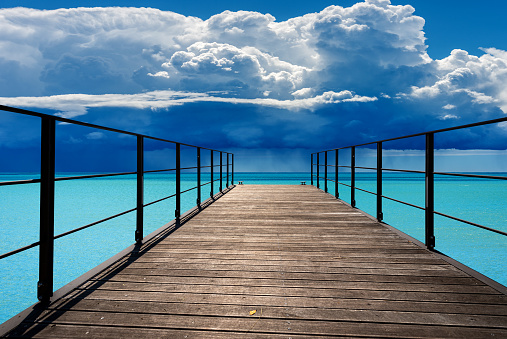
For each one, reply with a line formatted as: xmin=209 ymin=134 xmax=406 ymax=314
xmin=2 ymin=100 xmax=506 ymax=173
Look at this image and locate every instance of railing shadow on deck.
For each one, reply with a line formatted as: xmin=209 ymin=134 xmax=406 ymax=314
xmin=0 ymin=105 xmax=235 ymax=335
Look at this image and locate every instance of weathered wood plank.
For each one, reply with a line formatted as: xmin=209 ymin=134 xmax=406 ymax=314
xmin=5 ymin=323 xmax=318 ymax=339
xmin=112 ymin=266 xmax=475 ymax=281
xmin=60 ymin=289 xmax=507 ymax=316
xmin=18 ymin=311 xmax=507 ymax=338
xmin=119 ymin=259 xmax=453 ymax=271
xmin=111 ymin=268 xmax=486 ymax=286
xmin=84 ymin=276 xmax=495 ymax=294
xmin=71 ymin=282 xmax=504 ymax=304
xmin=135 ymin=251 xmax=451 ymax=264
xmin=117 ymin=262 xmax=463 ymax=276
xmin=130 ymin=255 xmax=451 ymax=266
xmin=43 ymin=299 xmax=507 ymax=328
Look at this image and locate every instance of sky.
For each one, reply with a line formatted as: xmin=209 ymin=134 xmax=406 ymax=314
xmin=0 ymin=0 xmax=506 ymax=172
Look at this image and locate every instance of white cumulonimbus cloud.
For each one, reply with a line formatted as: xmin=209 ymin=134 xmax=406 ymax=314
xmin=407 ymin=48 xmax=507 ymax=113
xmin=0 ymin=0 xmax=505 ymax=141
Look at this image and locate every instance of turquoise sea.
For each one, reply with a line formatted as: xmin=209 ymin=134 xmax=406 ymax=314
xmin=0 ymin=171 xmax=506 ymax=324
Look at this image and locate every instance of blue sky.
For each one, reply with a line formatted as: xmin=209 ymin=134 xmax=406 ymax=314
xmin=0 ymin=0 xmax=506 ymax=172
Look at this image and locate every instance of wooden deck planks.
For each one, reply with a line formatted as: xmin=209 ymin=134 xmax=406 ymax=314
xmin=6 ymin=185 xmax=507 ymax=338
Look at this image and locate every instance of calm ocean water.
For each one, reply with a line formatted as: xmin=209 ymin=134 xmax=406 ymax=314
xmin=1 ymin=171 xmax=506 ymax=324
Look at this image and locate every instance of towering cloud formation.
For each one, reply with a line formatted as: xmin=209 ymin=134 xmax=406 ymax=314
xmin=0 ymin=0 xmax=506 ymax=152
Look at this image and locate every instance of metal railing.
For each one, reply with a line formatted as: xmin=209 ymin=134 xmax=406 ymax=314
xmin=0 ymin=105 xmax=234 ymax=303
xmin=311 ymin=117 xmax=507 ymax=250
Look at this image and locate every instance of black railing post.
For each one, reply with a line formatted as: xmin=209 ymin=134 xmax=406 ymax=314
xmin=175 ymin=143 xmax=181 ymax=225
xmin=231 ymin=154 xmax=234 ymax=185
xmin=425 ymin=133 xmax=435 ymax=250
xmin=226 ymin=153 xmax=229 ymax=188
xmin=377 ymin=142 xmax=383 ymax=222
xmin=316 ymin=153 xmax=320 ymax=189
xmin=220 ymin=152 xmax=223 ymax=192
xmin=210 ymin=150 xmax=214 ymax=197
xmin=135 ymin=136 xmax=144 ymax=244
xmin=324 ymin=151 xmax=328 ymax=193
xmin=311 ymin=153 xmax=314 ymax=186
xmin=335 ymin=149 xmax=339 ymax=198
xmin=38 ymin=117 xmax=55 ymax=304
xmin=197 ymin=147 xmax=201 ymax=207
xmin=351 ymin=147 xmax=356 ymax=207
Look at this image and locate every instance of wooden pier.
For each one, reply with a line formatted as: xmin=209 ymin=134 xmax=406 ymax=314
xmin=5 ymin=185 xmax=507 ymax=338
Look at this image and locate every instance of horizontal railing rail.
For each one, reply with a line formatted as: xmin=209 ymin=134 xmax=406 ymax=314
xmin=0 ymin=104 xmax=234 ymax=304
xmin=311 ymin=116 xmax=507 ymax=251
xmin=0 ymin=105 xmax=220 ymax=150
xmin=316 ymin=116 xmax=507 ymax=152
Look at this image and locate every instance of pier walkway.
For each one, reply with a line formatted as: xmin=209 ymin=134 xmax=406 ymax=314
xmin=6 ymin=185 xmax=507 ymax=338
